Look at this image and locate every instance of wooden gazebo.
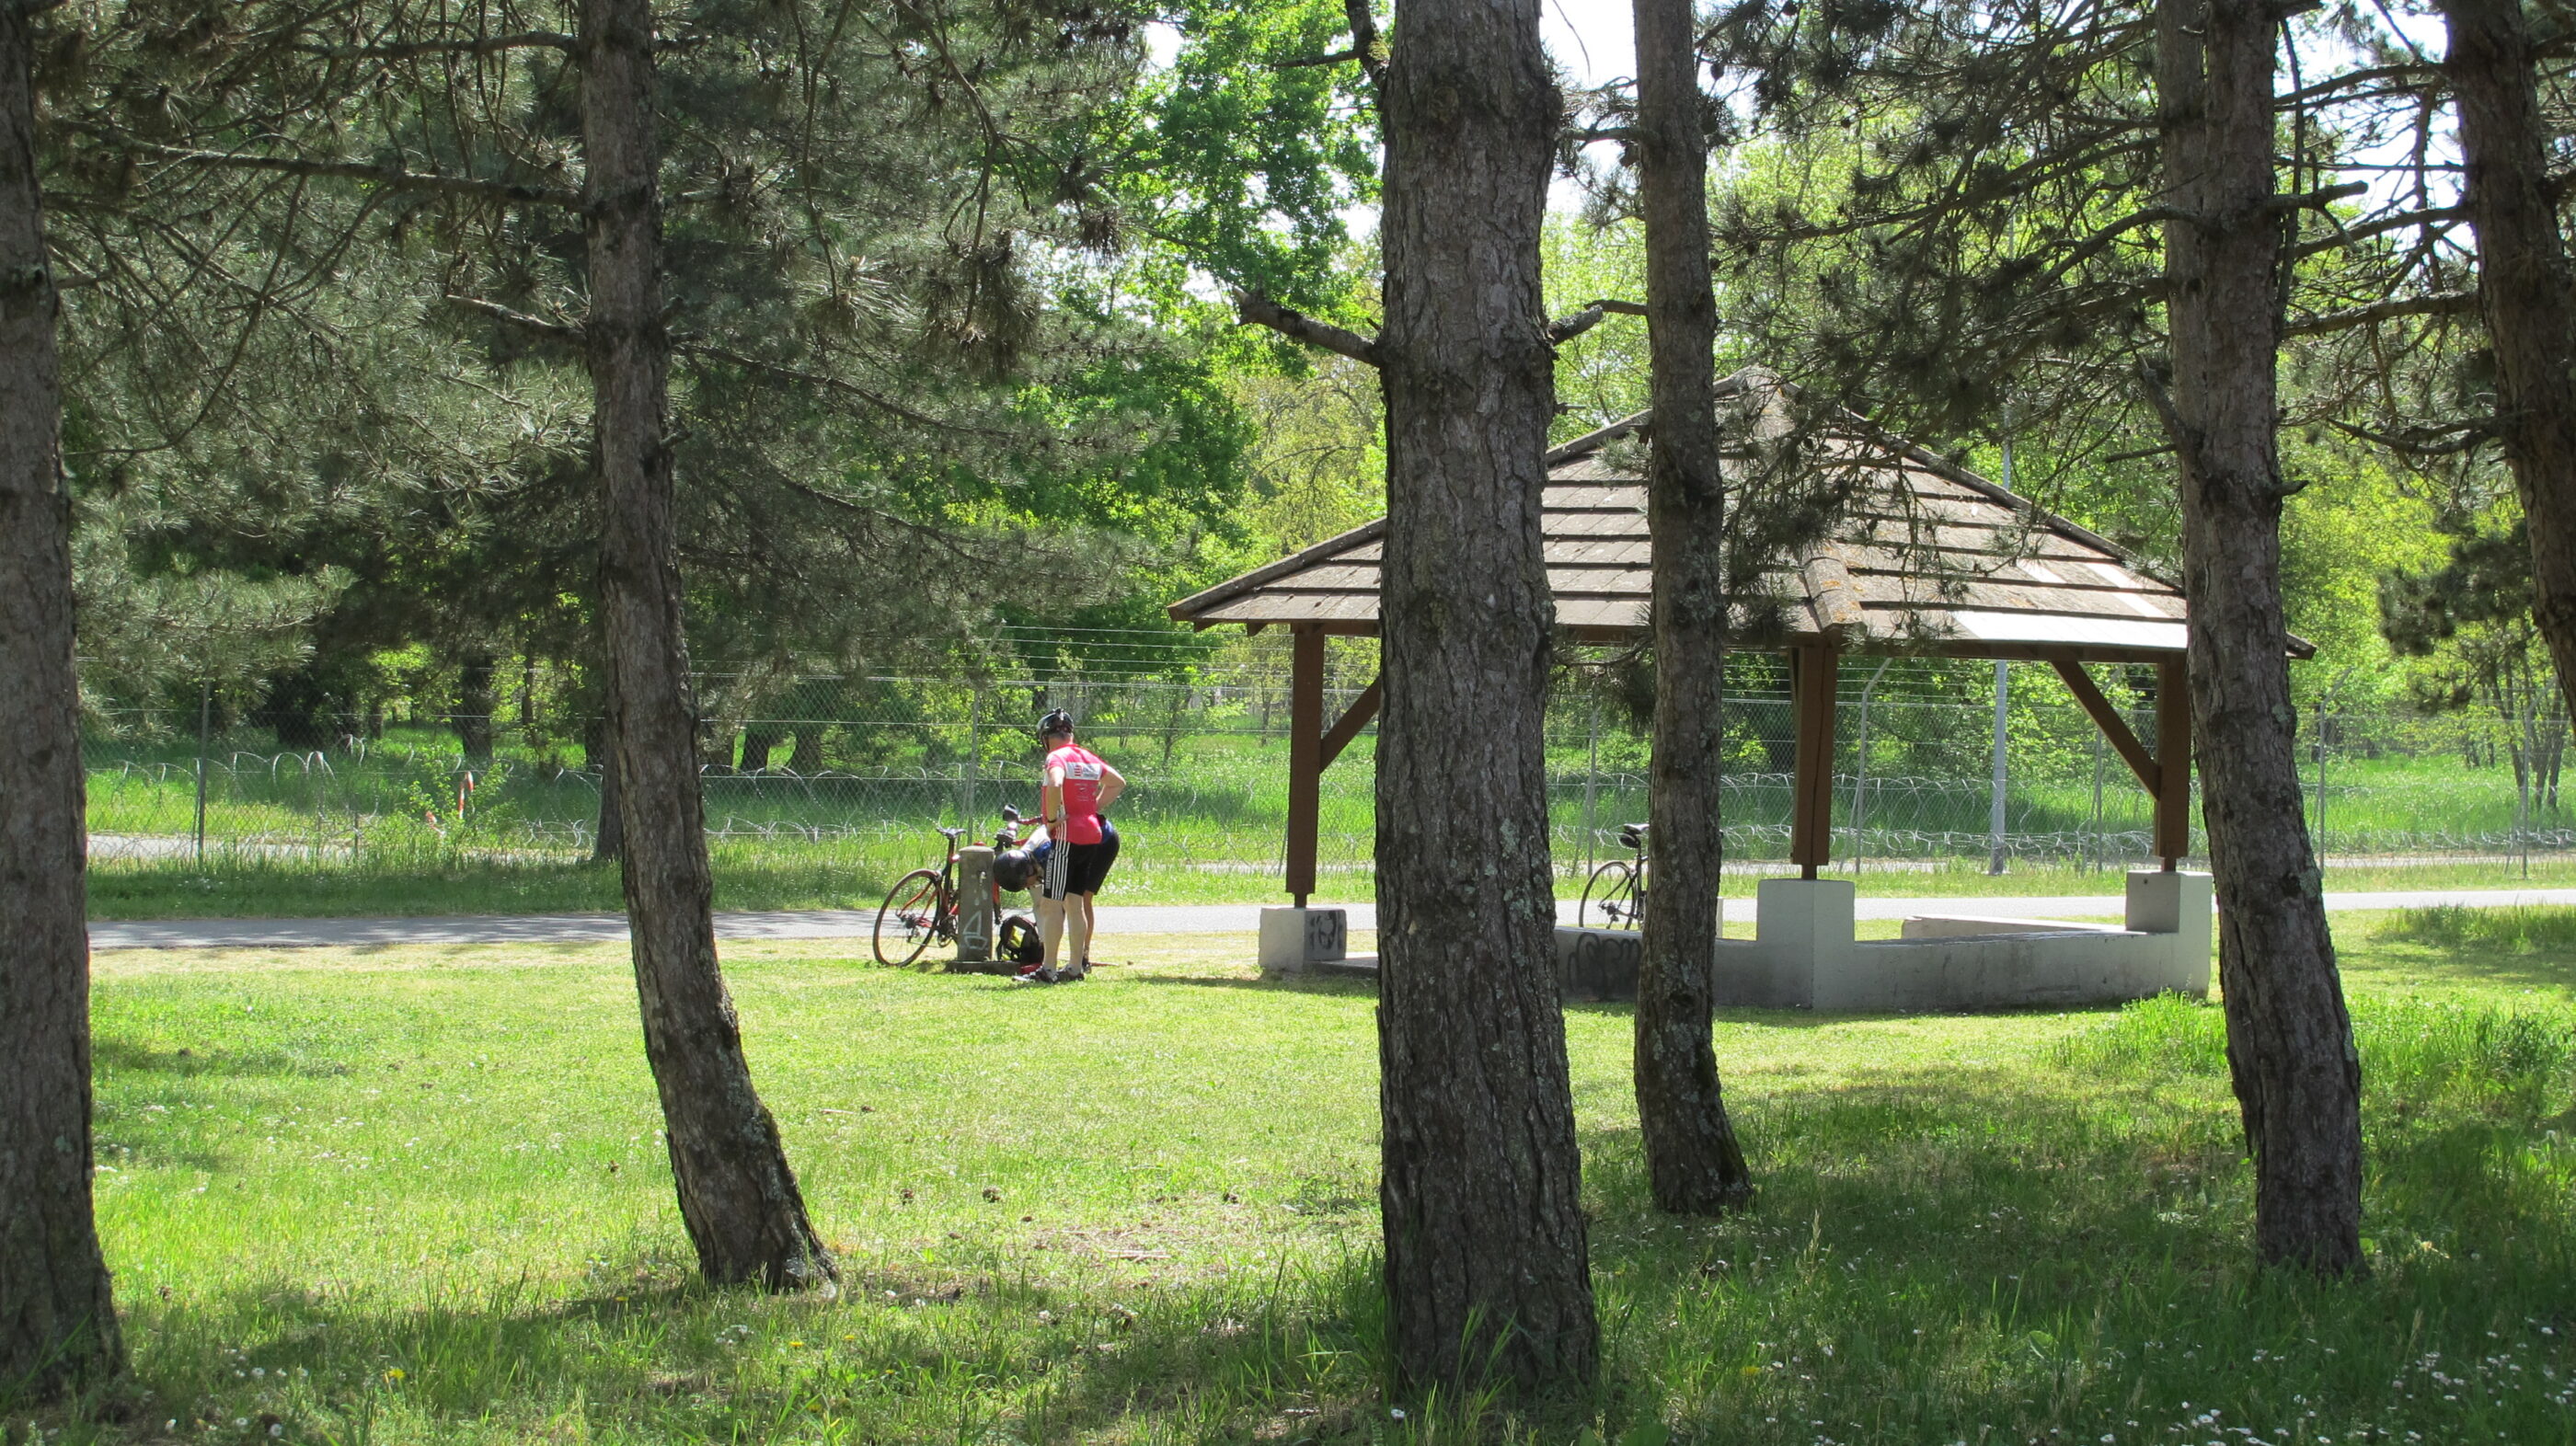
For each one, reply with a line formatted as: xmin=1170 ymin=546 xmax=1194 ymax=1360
xmin=1171 ymin=371 xmax=2292 ymax=905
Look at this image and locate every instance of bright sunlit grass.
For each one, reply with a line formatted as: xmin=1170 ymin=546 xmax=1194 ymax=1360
xmin=24 ymin=912 xmax=2576 ymax=1442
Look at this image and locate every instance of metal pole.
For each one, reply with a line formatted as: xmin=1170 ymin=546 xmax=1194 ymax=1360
xmin=2315 ymin=695 xmax=2329 ymax=864
xmin=1850 ymin=657 xmax=1892 ymax=876
xmin=2521 ymin=685 xmax=2536 ymax=879
xmin=2316 ymin=666 xmax=2354 ymax=876
xmin=194 ymin=681 xmax=212 ymax=865
xmin=1993 ymin=417 xmax=2015 ymax=878
xmin=963 ymin=683 xmax=983 ymax=825
xmin=1582 ymin=694 xmax=1600 ymax=878
xmin=1988 ymin=659 xmax=2009 ymax=874
xmin=2088 ymin=729 xmax=2105 ymax=874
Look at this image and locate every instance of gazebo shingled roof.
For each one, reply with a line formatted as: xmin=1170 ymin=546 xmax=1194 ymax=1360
xmin=1170 ymin=371 xmax=2266 ymax=903
xmin=1172 ymin=370 xmax=2294 ymax=663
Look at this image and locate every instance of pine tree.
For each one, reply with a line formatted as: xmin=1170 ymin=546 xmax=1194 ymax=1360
xmin=2154 ymin=0 xmax=2361 ymax=1274
xmin=1627 ymin=0 xmax=1754 ymax=1216
xmin=2435 ymin=0 xmax=2576 ymax=727
xmin=0 ymin=0 xmax=123 ymax=1396
xmin=1374 ymin=0 xmax=1600 ymax=1393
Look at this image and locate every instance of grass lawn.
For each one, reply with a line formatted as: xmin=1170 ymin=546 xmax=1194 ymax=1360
xmin=31 ymin=909 xmax=2576 ymax=1443
xmin=82 ymin=850 xmax=2576 ymax=923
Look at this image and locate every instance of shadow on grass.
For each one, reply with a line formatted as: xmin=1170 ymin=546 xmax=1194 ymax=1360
xmin=1121 ymin=972 xmax=1382 ymax=997
xmin=82 ymin=989 xmax=2576 ymax=1444
xmin=124 ymin=1249 xmax=1398 ymax=1444
xmin=92 ymin=1037 xmax=344 ymax=1080
xmin=2344 ymin=940 xmax=2576 ymax=994
xmin=1561 ymin=1050 xmax=2576 ymax=1444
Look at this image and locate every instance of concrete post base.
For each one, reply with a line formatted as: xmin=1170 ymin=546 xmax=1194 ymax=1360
xmin=2125 ymin=868 xmax=2214 ymax=994
xmin=952 ymin=845 xmax=995 ymax=967
xmin=1260 ymin=907 xmax=1363 ymax=977
xmin=1762 ymin=878 xmax=1857 ymax=1008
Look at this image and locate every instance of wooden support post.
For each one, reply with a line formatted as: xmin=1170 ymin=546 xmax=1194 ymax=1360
xmin=1285 ymin=625 xmax=1326 ymax=905
xmin=1788 ymin=642 xmax=1841 ymax=878
xmin=2154 ymin=656 xmax=2192 ymax=869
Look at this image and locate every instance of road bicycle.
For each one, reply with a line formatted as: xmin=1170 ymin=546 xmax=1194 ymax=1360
xmin=872 ymin=807 xmax=1031 ymax=966
xmin=1579 ymin=821 xmax=1649 ymax=929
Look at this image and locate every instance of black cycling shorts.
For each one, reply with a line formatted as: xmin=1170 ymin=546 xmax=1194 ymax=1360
xmin=1041 ymin=820 xmax=1121 ymax=900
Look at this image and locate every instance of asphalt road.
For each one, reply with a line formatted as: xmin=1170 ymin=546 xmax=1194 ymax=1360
xmin=86 ymin=887 xmax=2576 ymax=950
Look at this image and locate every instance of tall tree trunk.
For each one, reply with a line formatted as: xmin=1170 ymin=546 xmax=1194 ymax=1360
xmin=788 ymin=727 xmax=823 ymax=774
xmin=2156 ymin=0 xmax=2362 ymax=1274
xmin=0 ymin=0 xmax=124 ymax=1395
xmin=586 ymin=706 xmax=625 ymax=863
xmin=581 ymin=0 xmax=834 ymax=1290
xmin=1375 ymin=0 xmax=1598 ymax=1394
xmin=1630 ymin=0 xmax=1753 ymax=1214
xmin=2438 ymin=0 xmax=2576 ymax=722
xmin=454 ymin=648 xmax=497 ymax=769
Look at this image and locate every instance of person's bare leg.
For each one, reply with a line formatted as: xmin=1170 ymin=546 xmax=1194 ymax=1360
xmin=1037 ymin=893 xmax=1067 ymax=973
xmin=1067 ymin=894 xmax=1093 ymax=978
xmin=1079 ymin=894 xmax=1098 ymax=968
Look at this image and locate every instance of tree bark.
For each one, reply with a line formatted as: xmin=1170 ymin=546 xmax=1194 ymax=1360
xmin=585 ymin=706 xmax=625 ymax=863
xmin=788 ymin=727 xmax=824 ymax=774
xmin=581 ymin=0 xmax=834 ymax=1291
xmin=2155 ymin=0 xmax=2362 ymax=1275
xmin=454 ymin=649 xmax=497 ymax=769
xmin=2438 ymin=0 xmax=2576 ymax=721
xmin=0 ymin=0 xmax=125 ymax=1395
xmin=1374 ymin=0 xmax=1598 ymax=1394
xmin=1630 ymin=0 xmax=1754 ymax=1215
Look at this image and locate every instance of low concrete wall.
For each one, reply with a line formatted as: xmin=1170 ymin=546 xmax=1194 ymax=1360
xmin=1553 ymin=926 xmax=1642 ymax=1002
xmin=1706 ymin=872 xmax=2212 ymax=1012
xmin=1900 ymin=914 xmax=2125 ymax=939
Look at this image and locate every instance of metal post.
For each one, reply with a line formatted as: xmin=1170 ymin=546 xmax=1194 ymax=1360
xmin=1988 ymin=659 xmax=2009 ymax=874
xmin=2520 ymin=686 xmax=2536 ymax=879
xmin=1850 ymin=656 xmax=1892 ymax=876
xmin=2315 ymin=666 xmax=2354 ymax=875
xmin=1582 ymin=694 xmax=1601 ymax=878
xmin=2087 ymin=729 xmax=2105 ymax=873
xmin=962 ymin=683 xmax=983 ymax=825
xmin=194 ymin=681 xmax=213 ymax=865
xmin=2315 ymin=695 xmax=2329 ymax=864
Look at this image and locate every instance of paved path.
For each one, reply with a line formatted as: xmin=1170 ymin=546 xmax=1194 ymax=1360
xmin=85 ymin=887 xmax=2576 ymax=951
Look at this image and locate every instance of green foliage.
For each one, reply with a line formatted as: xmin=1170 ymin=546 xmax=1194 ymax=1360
xmin=40 ymin=0 xmax=1277 ymax=722
xmin=1110 ymin=0 xmax=1380 ymax=308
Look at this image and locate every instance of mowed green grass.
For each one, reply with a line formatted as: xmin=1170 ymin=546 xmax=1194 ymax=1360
xmin=36 ymin=912 xmax=2576 ymax=1444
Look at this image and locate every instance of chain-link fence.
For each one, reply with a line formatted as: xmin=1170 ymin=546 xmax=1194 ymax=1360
xmin=81 ymin=644 xmax=2573 ymax=893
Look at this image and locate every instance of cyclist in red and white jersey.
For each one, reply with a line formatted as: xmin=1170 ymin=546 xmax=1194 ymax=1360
xmin=1027 ymin=709 xmax=1123 ymax=982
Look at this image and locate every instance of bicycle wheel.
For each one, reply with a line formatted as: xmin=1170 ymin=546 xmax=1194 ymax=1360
xmin=872 ymin=869 xmax=948 ymax=967
xmin=1581 ymin=858 xmax=1642 ymax=929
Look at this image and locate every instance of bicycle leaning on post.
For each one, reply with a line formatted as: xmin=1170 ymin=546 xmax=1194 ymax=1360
xmin=1579 ymin=821 xmax=1649 ymax=929
xmin=872 ymin=807 xmax=1032 ymax=966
